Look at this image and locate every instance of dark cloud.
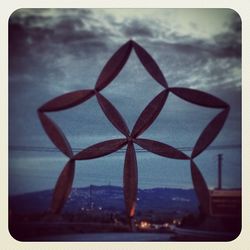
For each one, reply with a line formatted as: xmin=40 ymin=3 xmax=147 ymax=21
xmin=145 ymin=11 xmax=242 ymax=59
xmin=10 ymin=8 xmax=92 ymax=26
xmin=10 ymin=9 xmax=241 ymax=64
xmin=53 ymin=17 xmax=84 ymax=32
xmin=20 ymin=15 xmax=53 ymax=27
xmin=9 ymin=9 xmax=111 ymax=60
xmin=53 ymin=29 xmax=105 ymax=44
xmin=121 ymin=19 xmax=154 ymax=38
xmin=155 ymin=30 xmax=241 ymax=59
xmin=213 ymin=13 xmax=241 ymax=58
xmin=8 ymin=9 xmax=114 ymax=98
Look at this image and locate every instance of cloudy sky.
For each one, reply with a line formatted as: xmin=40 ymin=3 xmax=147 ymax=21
xmin=9 ymin=9 xmax=241 ymax=194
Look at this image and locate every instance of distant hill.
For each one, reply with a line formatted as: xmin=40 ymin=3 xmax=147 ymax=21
xmin=9 ymin=186 xmax=199 ymax=215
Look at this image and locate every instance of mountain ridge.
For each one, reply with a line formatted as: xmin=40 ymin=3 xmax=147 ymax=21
xmin=9 ymin=185 xmax=199 ymax=215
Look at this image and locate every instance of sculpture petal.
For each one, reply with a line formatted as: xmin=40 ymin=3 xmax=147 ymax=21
xmin=50 ymin=160 xmax=75 ymax=214
xmin=170 ymin=87 xmax=229 ymax=108
xmin=95 ymin=40 xmax=133 ymax=91
xmin=74 ymin=139 xmax=127 ymax=160
xmin=190 ymin=160 xmax=210 ymax=215
xmin=132 ymin=41 xmax=167 ymax=88
xmin=38 ymin=90 xmax=95 ymax=112
xmin=96 ymin=93 xmax=130 ymax=136
xmin=192 ymin=108 xmax=230 ymax=158
xmin=38 ymin=112 xmax=73 ymax=158
xmin=135 ymin=138 xmax=189 ymax=159
xmin=131 ymin=90 xmax=168 ymax=138
xmin=123 ymin=142 xmax=138 ymax=218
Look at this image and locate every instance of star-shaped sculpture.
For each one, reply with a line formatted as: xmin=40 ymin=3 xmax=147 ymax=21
xmin=37 ymin=40 xmax=230 ymax=225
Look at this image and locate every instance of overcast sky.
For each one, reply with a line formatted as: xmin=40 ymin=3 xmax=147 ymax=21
xmin=9 ymin=9 xmax=241 ymax=193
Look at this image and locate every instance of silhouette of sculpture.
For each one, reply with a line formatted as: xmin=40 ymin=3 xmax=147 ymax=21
xmin=37 ymin=40 xmax=230 ymax=225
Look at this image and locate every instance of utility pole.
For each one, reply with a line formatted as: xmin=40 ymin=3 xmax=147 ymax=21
xmin=218 ymin=154 xmax=223 ymax=189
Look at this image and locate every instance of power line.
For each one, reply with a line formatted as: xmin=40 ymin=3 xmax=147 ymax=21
xmin=9 ymin=144 xmax=241 ymax=153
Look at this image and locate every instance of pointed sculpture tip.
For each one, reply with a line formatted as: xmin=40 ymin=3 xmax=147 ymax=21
xmin=128 ymin=39 xmax=135 ymax=45
xmin=37 ymin=108 xmax=43 ymax=113
xmin=128 ymin=39 xmax=140 ymax=48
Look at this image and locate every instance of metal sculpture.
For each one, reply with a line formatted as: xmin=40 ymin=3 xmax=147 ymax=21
xmin=38 ymin=40 xmax=230 ymax=223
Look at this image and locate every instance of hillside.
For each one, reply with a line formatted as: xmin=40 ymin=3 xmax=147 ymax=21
xmin=9 ymin=185 xmax=199 ymax=215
